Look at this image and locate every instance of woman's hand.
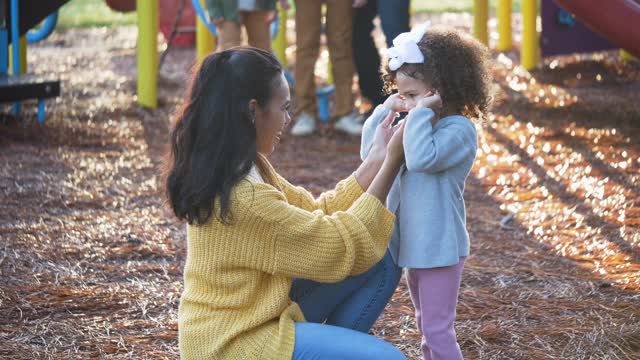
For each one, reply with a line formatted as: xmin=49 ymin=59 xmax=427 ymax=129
xmin=418 ymin=92 xmax=442 ymax=111
xmin=386 ymin=120 xmax=406 ymax=164
xmin=369 ymin=111 xmax=397 ymax=162
xmin=383 ymin=93 xmax=408 ymax=113
xmin=364 ymin=119 xmax=406 ymax=202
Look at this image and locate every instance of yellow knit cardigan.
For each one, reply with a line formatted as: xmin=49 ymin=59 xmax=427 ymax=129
xmin=178 ymin=158 xmax=396 ymax=359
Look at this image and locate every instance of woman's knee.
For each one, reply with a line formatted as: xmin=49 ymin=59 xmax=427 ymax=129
xmin=294 ymin=322 xmax=406 ymax=360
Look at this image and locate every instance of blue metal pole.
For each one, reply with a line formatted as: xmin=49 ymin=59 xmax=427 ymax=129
xmin=37 ymin=99 xmax=46 ymax=124
xmin=27 ymin=12 xmax=59 ymax=43
xmin=0 ymin=29 xmax=7 ymax=74
xmin=10 ymin=0 xmax=21 ymax=116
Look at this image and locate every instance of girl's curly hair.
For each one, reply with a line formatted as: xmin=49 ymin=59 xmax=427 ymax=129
xmin=384 ymin=26 xmax=493 ymax=120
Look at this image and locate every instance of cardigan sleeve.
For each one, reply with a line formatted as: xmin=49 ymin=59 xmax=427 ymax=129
xmin=248 ymin=187 xmax=396 ymax=283
xmin=276 ymin=174 xmax=364 ymax=215
xmin=404 ymin=107 xmax=477 ymax=174
xmin=360 ymin=105 xmax=392 ymax=161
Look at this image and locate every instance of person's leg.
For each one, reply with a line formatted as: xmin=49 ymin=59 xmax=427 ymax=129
xmin=377 ymin=0 xmax=411 ymax=48
xmin=216 ymin=20 xmax=242 ymax=51
xmin=293 ymin=322 xmax=406 ymax=360
xmin=407 ymin=267 xmax=429 ymax=359
xmin=290 ymin=251 xmax=401 ymax=332
xmin=352 ymin=0 xmax=386 ymax=107
xmin=325 ymin=250 xmax=402 ymax=332
xmin=408 ymin=258 xmax=466 ymax=360
xmin=293 ymin=0 xmax=322 ymax=117
xmin=325 ymin=0 xmax=355 ymax=118
xmin=242 ymin=11 xmax=272 ymax=51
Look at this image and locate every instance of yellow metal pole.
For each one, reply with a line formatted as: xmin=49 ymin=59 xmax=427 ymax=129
xmin=197 ymin=0 xmax=216 ymax=62
xmin=272 ymin=3 xmax=287 ymax=66
xmin=474 ymin=0 xmax=489 ymax=46
xmin=497 ymin=0 xmax=512 ymax=51
xmin=136 ymin=0 xmax=158 ymax=108
xmin=8 ymin=35 xmax=27 ymax=74
xmin=521 ymin=0 xmax=539 ymax=70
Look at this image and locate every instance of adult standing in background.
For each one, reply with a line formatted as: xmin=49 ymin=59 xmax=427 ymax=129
xmin=290 ymin=0 xmax=366 ymax=136
xmin=353 ymin=0 xmax=411 ymax=118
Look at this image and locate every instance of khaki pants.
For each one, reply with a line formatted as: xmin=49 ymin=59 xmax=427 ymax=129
xmin=217 ymin=11 xmax=272 ymax=51
xmin=294 ymin=0 xmax=354 ymax=118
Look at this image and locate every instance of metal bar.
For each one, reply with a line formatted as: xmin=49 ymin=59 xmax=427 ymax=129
xmin=37 ymin=98 xmax=45 ymax=124
xmin=10 ymin=0 xmax=20 ymax=116
xmin=136 ymin=0 xmax=158 ymax=108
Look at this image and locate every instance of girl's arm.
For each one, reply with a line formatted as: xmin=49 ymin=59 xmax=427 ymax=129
xmin=404 ymin=107 xmax=477 ymax=173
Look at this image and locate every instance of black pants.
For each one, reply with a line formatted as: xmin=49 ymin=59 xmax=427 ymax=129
xmin=352 ymin=0 xmax=411 ymax=109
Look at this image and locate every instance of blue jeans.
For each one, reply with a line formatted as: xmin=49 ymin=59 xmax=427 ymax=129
xmin=289 ymin=251 xmax=405 ymax=359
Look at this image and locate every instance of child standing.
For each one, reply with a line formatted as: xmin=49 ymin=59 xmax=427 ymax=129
xmin=361 ymin=24 xmax=492 ymax=359
xmin=205 ymin=0 xmax=289 ymax=51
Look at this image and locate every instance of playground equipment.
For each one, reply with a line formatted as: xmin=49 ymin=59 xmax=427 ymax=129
xmin=1 ymin=0 xmax=65 ymax=123
xmin=136 ymin=0 xmax=294 ymax=110
xmin=191 ymin=1 xmax=335 ymax=122
xmin=474 ymin=0 xmax=640 ymax=70
xmin=1 ymin=0 xmax=337 ymax=123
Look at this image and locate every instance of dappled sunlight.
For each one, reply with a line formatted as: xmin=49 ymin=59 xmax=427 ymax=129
xmin=2 ymin=6 xmax=639 ymax=359
xmin=474 ymin=109 xmax=639 ymax=289
xmin=496 ymin=53 xmax=580 ymax=108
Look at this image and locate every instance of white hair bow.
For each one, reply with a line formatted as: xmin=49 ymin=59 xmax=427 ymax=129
xmin=386 ymin=22 xmax=430 ymax=71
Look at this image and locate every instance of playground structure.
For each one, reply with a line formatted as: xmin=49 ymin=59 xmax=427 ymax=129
xmin=0 ymin=0 xmax=294 ymax=121
xmin=0 ymin=0 xmax=66 ymax=123
xmin=2 ymin=0 xmax=334 ymax=122
xmin=474 ymin=0 xmax=640 ymax=70
xmin=3 ymin=0 xmax=639 ymax=122
xmin=128 ymin=0 xmax=640 ymax=115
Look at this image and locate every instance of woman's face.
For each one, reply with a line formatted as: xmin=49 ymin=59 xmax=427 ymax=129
xmin=254 ymin=73 xmax=292 ymax=156
xmin=396 ymin=71 xmax=432 ymax=110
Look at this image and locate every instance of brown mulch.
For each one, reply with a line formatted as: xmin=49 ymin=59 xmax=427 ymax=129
xmin=1 ymin=16 xmax=639 ymax=359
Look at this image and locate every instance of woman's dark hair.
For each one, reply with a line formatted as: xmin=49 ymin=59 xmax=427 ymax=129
xmin=384 ymin=26 xmax=493 ymax=119
xmin=164 ymin=47 xmax=283 ymax=225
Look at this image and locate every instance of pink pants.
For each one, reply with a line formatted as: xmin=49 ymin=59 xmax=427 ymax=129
xmin=407 ymin=257 xmax=466 ymax=360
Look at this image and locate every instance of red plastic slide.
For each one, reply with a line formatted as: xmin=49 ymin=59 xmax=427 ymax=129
xmin=553 ymin=0 xmax=640 ymax=58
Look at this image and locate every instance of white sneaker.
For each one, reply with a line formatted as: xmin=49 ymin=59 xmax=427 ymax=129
xmin=334 ymin=112 xmax=363 ymax=136
xmin=290 ymin=112 xmax=316 ymax=136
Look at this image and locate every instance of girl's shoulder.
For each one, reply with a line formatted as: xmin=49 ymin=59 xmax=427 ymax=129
xmin=438 ymin=114 xmax=477 ymax=134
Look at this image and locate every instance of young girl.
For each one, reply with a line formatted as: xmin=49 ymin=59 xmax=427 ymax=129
xmin=361 ymin=23 xmax=492 ymax=359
